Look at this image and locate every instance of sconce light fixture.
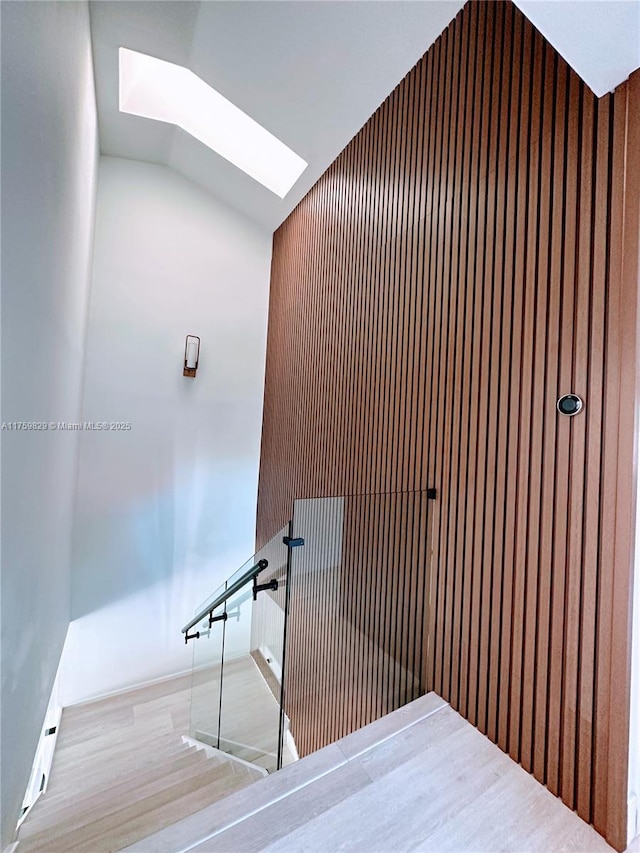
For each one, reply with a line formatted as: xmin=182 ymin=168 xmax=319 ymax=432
xmin=183 ymin=335 xmax=200 ymax=378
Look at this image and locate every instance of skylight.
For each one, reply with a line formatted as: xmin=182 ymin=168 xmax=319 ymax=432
xmin=118 ymin=48 xmax=308 ymax=199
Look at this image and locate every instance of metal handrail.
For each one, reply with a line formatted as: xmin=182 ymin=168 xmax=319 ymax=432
xmin=181 ymin=558 xmax=268 ymax=636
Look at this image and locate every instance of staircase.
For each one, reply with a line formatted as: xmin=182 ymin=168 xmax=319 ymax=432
xmin=124 ymin=693 xmax=616 ymax=853
xmin=15 ymin=675 xmax=263 ymax=853
xmin=13 ymin=680 xmax=623 ymax=853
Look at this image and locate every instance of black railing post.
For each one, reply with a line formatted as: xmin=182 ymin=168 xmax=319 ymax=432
xmin=277 ymin=522 xmax=304 ymax=770
xmin=216 ymin=584 xmax=229 ymax=751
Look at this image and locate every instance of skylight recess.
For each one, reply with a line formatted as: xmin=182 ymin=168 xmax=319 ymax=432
xmin=118 ymin=47 xmax=308 ymax=198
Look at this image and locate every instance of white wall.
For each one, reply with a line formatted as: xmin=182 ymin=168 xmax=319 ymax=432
xmin=0 ymin=2 xmax=98 ymax=847
xmin=60 ymin=156 xmax=272 ymax=705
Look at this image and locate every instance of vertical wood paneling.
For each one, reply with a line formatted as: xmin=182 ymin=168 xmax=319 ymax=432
xmin=257 ymin=3 xmax=639 ymax=849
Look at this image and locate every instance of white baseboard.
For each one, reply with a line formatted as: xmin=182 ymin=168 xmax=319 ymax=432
xmin=63 ymin=666 xmax=195 ymax=707
xmin=257 ymin=644 xmax=282 ymax=683
xmin=17 ymin=658 xmax=65 ymax=831
xmin=628 ymin=792 xmax=639 ymax=847
xmin=62 ymin=655 xmax=247 ymax=708
xmin=285 ymin=729 xmax=300 ymax=763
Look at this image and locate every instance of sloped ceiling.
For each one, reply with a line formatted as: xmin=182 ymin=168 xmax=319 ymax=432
xmin=90 ymin=0 xmax=640 ymax=233
xmin=90 ymin=0 xmax=465 ymax=231
xmin=514 ymin=0 xmax=640 ymax=98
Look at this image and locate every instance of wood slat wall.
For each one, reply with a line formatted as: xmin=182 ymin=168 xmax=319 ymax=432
xmin=256 ymin=3 xmax=639 ymax=848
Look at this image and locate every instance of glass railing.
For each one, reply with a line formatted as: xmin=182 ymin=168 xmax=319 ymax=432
xmin=184 ymin=489 xmax=433 ymax=773
xmin=189 ymin=580 xmax=225 ymax=749
xmin=186 ymin=524 xmax=292 ymax=772
xmin=284 ymin=491 xmax=432 ymax=757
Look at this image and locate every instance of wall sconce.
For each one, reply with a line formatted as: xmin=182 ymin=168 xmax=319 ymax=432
xmin=183 ymin=335 xmax=200 ymax=378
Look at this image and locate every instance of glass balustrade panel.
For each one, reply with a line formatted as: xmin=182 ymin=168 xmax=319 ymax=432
xmin=286 ymin=492 xmax=431 ymax=758
xmin=218 ymin=524 xmax=290 ymax=772
xmin=189 ymin=582 xmax=226 ymax=747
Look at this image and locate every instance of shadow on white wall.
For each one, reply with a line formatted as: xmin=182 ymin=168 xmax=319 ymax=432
xmin=63 ymin=156 xmax=273 ymax=705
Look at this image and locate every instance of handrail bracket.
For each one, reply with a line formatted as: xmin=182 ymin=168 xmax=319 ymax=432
xmin=184 ymin=610 xmax=228 ymax=643
xmin=253 ymin=577 xmax=278 ymax=601
xmin=209 ymin=611 xmax=228 ymax=629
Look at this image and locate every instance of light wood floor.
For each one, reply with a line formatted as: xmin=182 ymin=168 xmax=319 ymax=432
xmin=16 ymin=675 xmax=638 ymax=853
xmin=16 ymin=672 xmax=263 ymax=852
xmin=127 ymin=692 xmax=625 ymax=853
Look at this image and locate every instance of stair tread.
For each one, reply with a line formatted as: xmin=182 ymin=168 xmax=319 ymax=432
xmin=52 ymin=725 xmax=181 ymax=769
xmin=19 ymin=762 xmax=252 ymax=853
xmin=21 ymin=748 xmax=210 ymax=835
xmin=17 ymin=673 xmax=263 ymax=853
xmin=55 ymin=683 xmax=191 ymax=752
xmin=73 ymin=769 xmax=254 ymax=853
xmin=41 ymin=740 xmax=191 ymax=802
xmin=22 ymin=757 xmax=229 ymax=843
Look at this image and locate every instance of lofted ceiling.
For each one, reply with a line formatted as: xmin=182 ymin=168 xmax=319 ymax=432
xmin=89 ymin=0 xmax=640 ymax=234
xmin=89 ymin=0 xmax=464 ymax=232
xmin=514 ymin=0 xmax=640 ymax=99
